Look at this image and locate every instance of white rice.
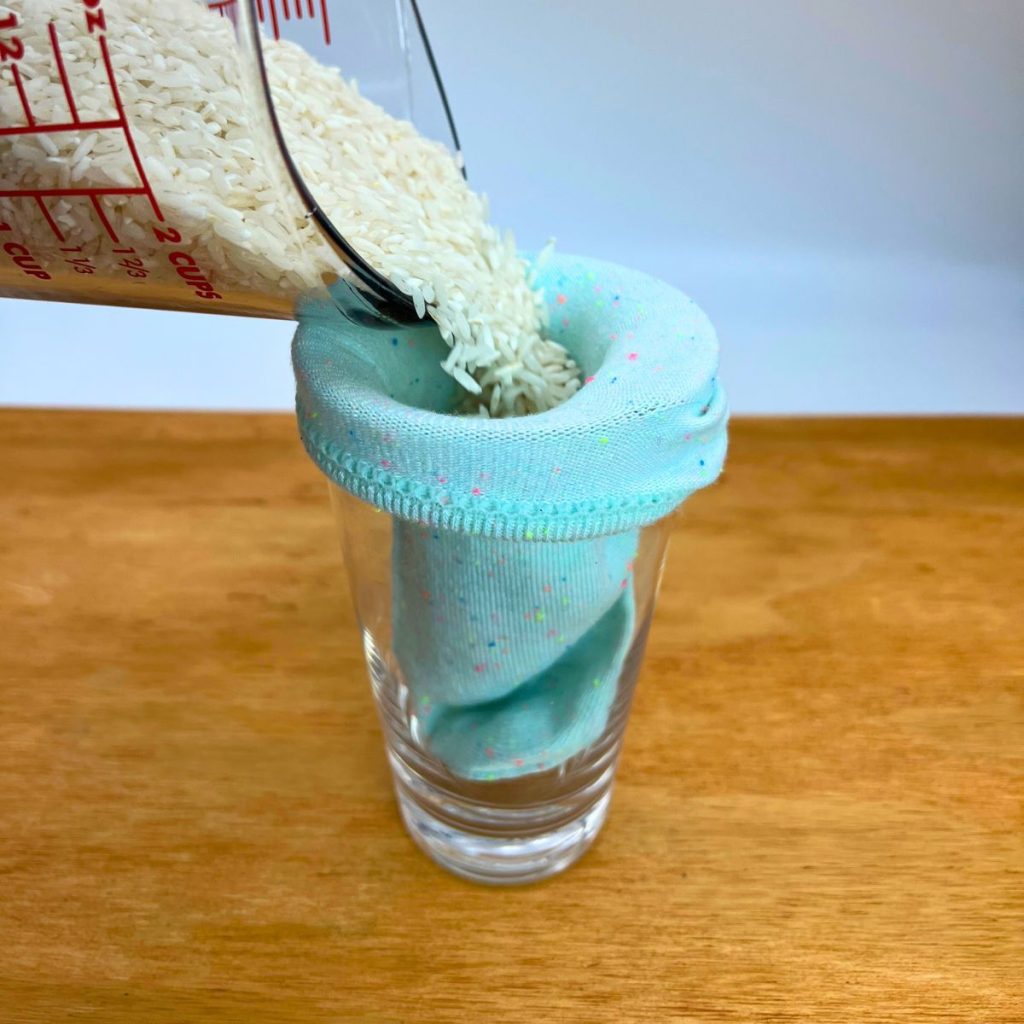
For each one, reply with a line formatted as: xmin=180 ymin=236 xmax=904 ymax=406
xmin=0 ymin=0 xmax=580 ymax=416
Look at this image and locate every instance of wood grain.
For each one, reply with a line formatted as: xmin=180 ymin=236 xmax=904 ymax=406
xmin=0 ymin=411 xmax=1020 ymax=1023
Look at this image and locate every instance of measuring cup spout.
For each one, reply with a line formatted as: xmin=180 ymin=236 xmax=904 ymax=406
xmin=0 ymin=0 xmax=460 ymax=326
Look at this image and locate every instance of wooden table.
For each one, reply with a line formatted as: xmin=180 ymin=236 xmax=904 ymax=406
xmin=1 ymin=411 xmax=1020 ymax=1022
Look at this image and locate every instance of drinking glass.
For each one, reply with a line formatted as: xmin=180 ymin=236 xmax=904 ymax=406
xmin=329 ymin=485 xmax=673 ymax=884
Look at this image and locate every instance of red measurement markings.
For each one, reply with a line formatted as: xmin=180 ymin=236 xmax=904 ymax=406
xmin=0 ymin=0 xmax=225 ymax=300
xmin=0 ymin=118 xmax=122 ymax=138
xmin=319 ymin=0 xmax=331 ymax=44
xmin=0 ymin=186 xmax=147 ymax=199
xmin=89 ymin=195 xmax=119 ymax=243
xmin=2 ymin=240 xmax=51 ymax=280
xmin=205 ymin=0 xmax=329 ymax=45
xmin=9 ymin=64 xmax=34 ymax=125
xmin=0 ymin=10 xmax=24 ymax=62
xmin=34 ymin=197 xmax=66 ymax=242
xmin=59 ymin=247 xmax=96 ymax=274
xmin=48 ymin=22 xmax=80 ymax=122
xmin=110 ymin=246 xmax=149 ymax=280
xmin=97 ymin=35 xmax=163 ymax=222
xmin=116 ymin=254 xmax=147 ymax=279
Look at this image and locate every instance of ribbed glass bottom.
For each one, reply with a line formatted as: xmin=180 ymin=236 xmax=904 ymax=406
xmin=393 ymin=765 xmax=612 ymax=885
xmin=364 ymin=614 xmax=652 ymax=884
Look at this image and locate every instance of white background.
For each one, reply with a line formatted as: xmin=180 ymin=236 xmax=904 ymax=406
xmin=1 ymin=0 xmax=1021 ymax=412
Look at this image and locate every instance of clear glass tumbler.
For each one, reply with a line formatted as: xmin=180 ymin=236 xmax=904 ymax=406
xmin=329 ymin=485 xmax=673 ymax=884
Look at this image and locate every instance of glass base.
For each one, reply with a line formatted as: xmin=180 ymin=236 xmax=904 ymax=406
xmin=392 ymin=761 xmax=612 ymax=885
xmin=367 ymin=626 xmax=637 ymax=885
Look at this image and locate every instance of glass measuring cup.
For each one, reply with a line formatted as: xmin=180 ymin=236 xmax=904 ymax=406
xmin=0 ymin=0 xmax=458 ymax=324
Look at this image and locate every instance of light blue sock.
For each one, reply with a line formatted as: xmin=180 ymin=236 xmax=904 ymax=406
xmin=294 ymin=252 xmax=728 ymax=780
xmin=421 ymin=592 xmax=634 ymax=780
xmin=393 ymin=522 xmax=637 ymax=779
